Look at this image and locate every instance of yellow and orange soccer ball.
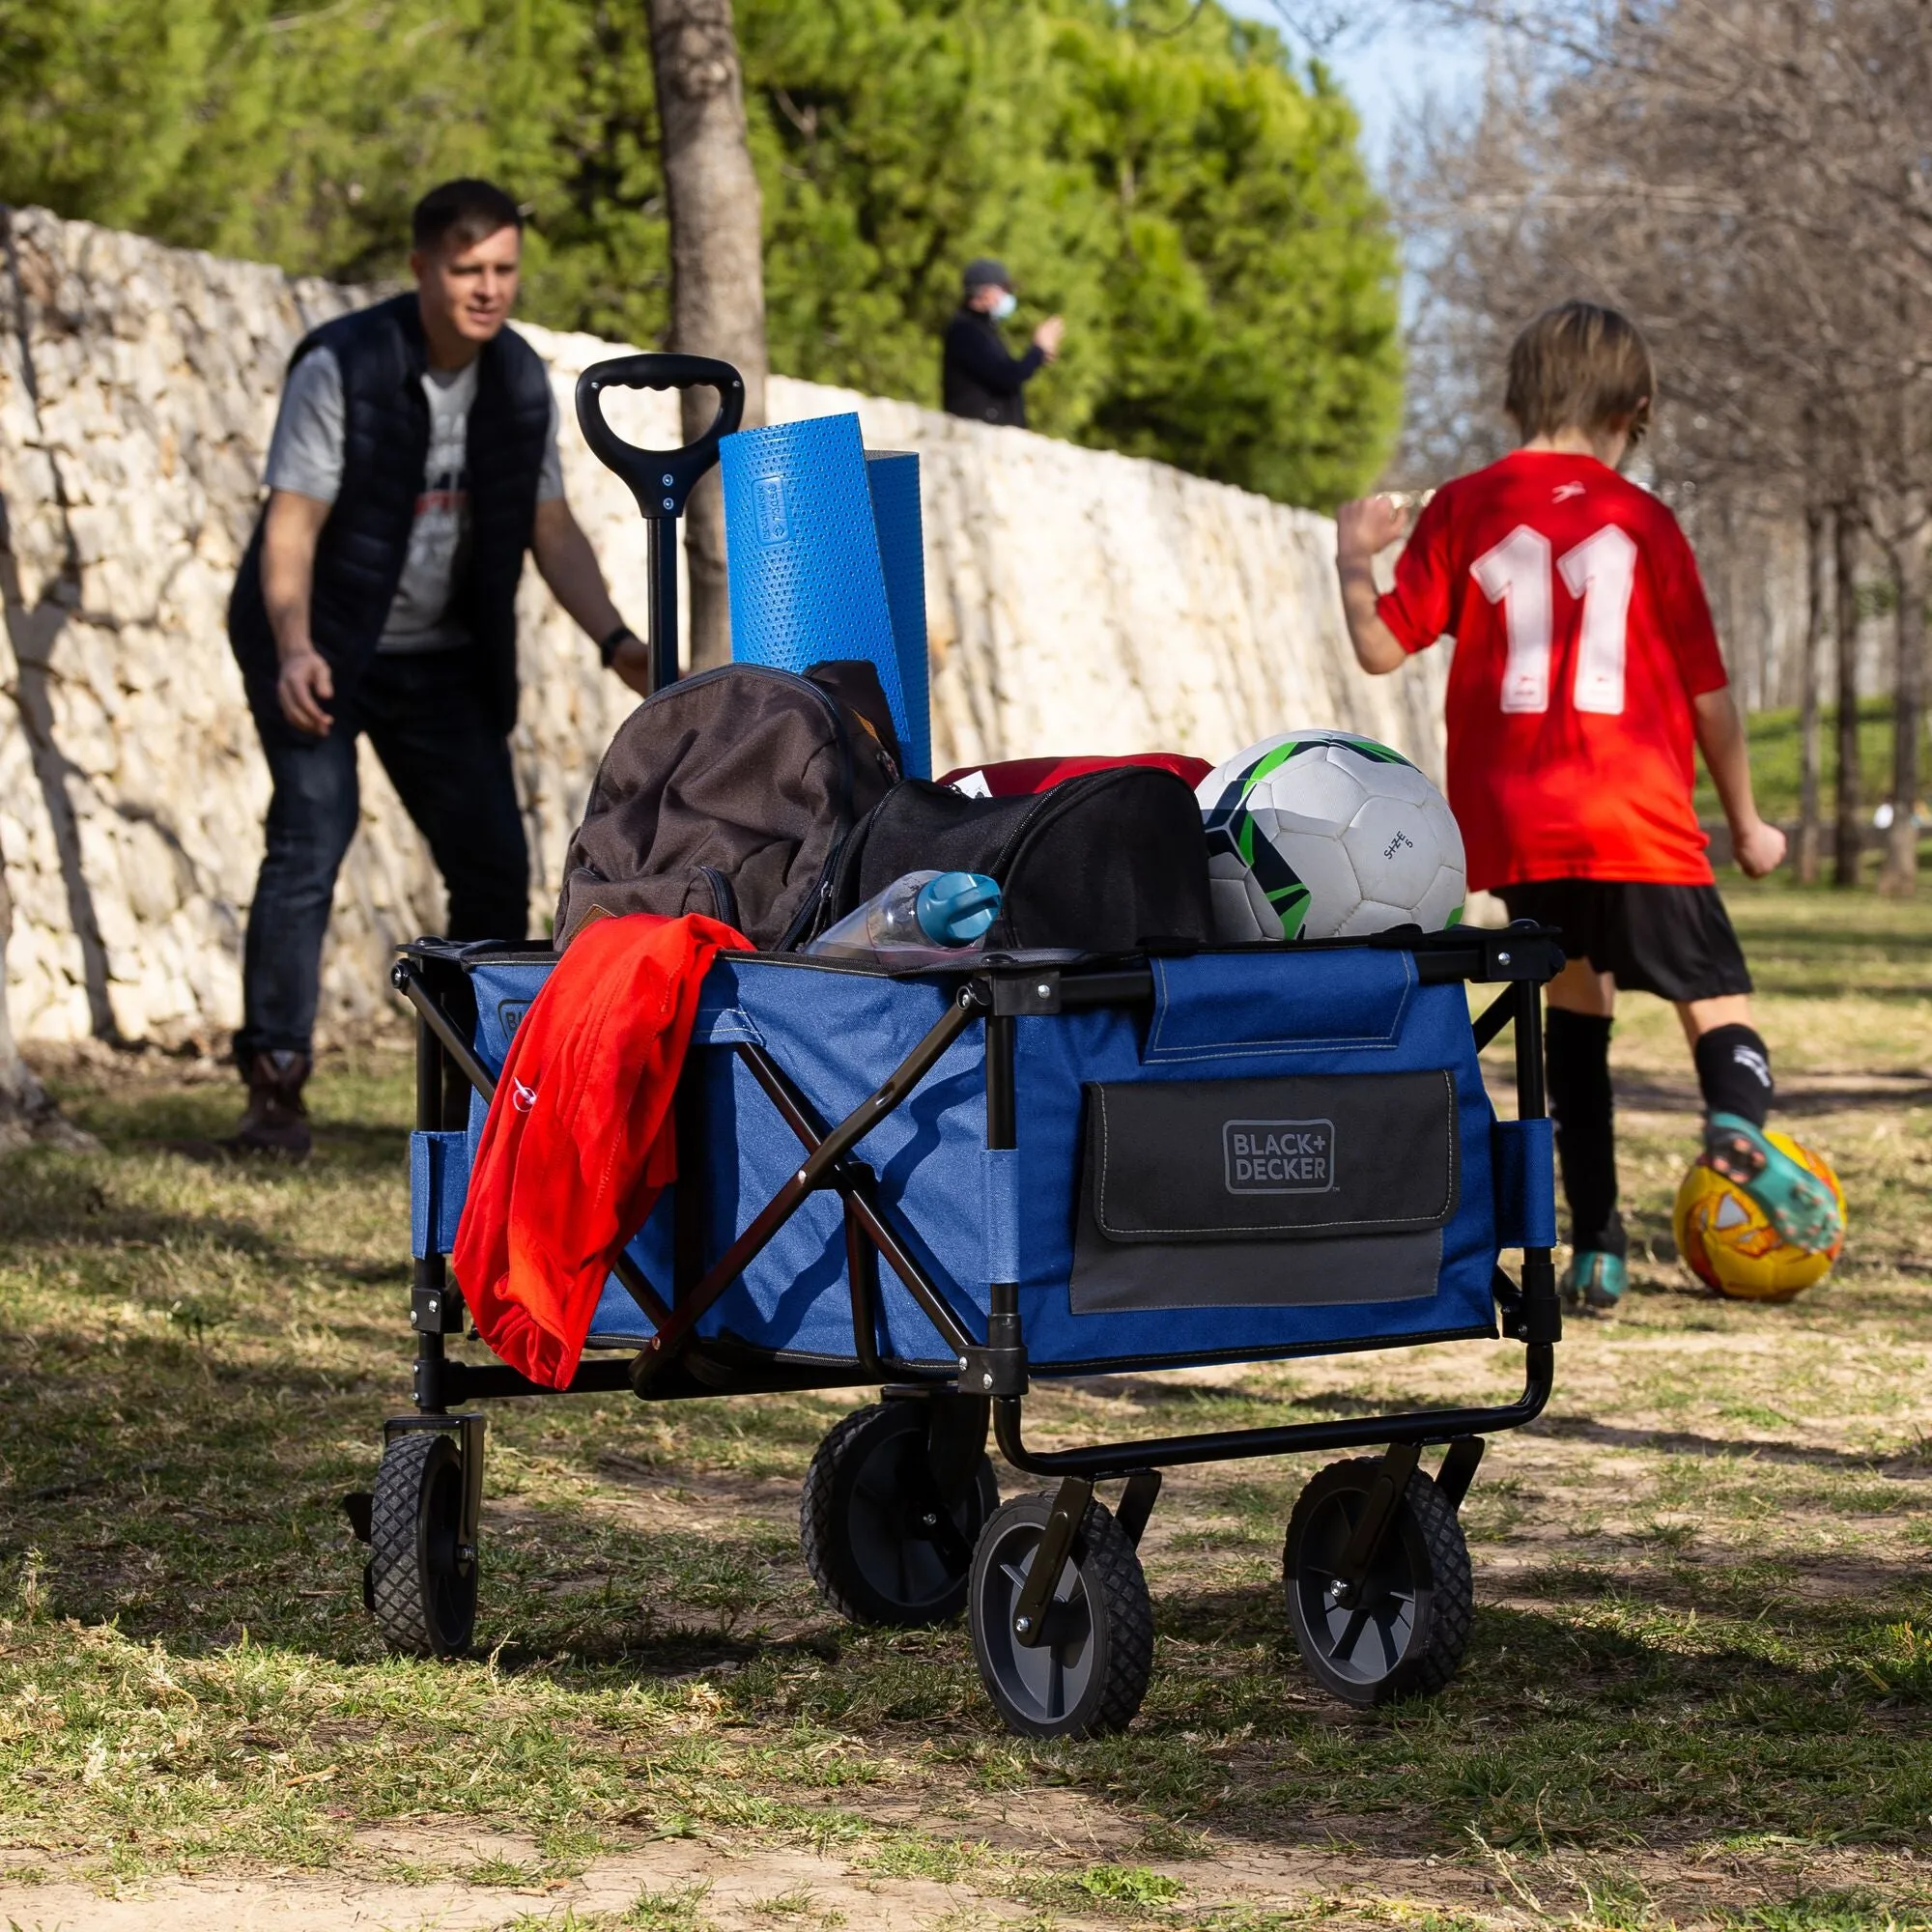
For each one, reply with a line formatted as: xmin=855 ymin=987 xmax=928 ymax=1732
xmin=1672 ymin=1132 xmax=1846 ymax=1302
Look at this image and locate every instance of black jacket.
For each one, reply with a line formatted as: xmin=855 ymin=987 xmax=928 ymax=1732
xmin=228 ymin=293 xmax=554 ymax=736
xmin=941 ymin=307 xmax=1044 ymax=428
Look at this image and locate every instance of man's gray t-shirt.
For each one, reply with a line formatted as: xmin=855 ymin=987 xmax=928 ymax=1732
xmin=263 ymin=347 xmax=565 ymax=653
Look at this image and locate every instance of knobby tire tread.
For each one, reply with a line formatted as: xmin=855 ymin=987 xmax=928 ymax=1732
xmin=1283 ymin=1458 xmax=1473 ymax=1706
xmin=369 ymin=1432 xmax=460 ymax=1658
xmin=799 ymin=1403 xmax=997 ymax=1627
xmin=1070 ymin=1500 xmax=1156 ymax=1738
xmin=799 ymin=1404 xmax=893 ymax=1625
xmin=969 ymin=1493 xmax=1154 ymax=1739
xmin=1401 ymin=1470 xmax=1473 ymax=1698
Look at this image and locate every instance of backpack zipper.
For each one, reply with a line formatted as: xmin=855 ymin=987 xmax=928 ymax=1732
xmin=696 ymin=865 xmax=741 ymax=929
xmin=988 ymin=769 xmax=1132 ymax=877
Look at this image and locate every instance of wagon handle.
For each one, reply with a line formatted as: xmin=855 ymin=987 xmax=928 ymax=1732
xmin=575 ymin=354 xmax=747 ymax=693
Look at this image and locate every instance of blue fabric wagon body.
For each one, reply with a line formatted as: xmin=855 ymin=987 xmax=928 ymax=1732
xmin=416 ymin=946 xmax=1553 ymax=1377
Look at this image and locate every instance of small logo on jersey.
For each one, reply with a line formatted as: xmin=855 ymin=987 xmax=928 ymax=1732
xmin=512 ymin=1078 xmax=538 ymax=1113
xmin=1552 ymin=481 xmax=1586 ymax=503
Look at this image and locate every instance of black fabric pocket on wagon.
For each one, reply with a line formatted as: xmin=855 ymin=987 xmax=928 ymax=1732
xmin=1068 ymin=1071 xmax=1458 ymax=1313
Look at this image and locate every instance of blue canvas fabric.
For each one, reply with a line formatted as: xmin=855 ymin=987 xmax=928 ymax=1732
xmin=444 ymin=948 xmax=1535 ymax=1372
xmin=410 ymin=1130 xmax=470 ymax=1259
xmin=1492 ymin=1117 xmax=1558 ymax=1248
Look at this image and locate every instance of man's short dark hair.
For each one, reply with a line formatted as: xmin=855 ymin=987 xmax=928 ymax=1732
xmin=412 ymin=179 xmax=526 ymax=255
xmin=1505 ymin=301 xmax=1655 ymax=443
xmin=963 ymin=257 xmax=1012 ymax=294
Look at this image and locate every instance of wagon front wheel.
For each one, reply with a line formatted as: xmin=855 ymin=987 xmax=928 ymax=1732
xmin=1282 ymin=1457 xmax=1471 ymax=1707
xmin=968 ymin=1492 xmax=1153 ymax=1740
xmin=368 ymin=1430 xmax=476 ymax=1658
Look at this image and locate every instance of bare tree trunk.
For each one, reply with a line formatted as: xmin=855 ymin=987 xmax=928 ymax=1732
xmin=1795 ymin=502 xmax=1826 ymax=883
xmin=646 ymin=0 xmax=769 ymax=673
xmin=1879 ymin=524 xmax=1929 ymax=895
xmin=1833 ymin=506 xmax=1862 ymax=888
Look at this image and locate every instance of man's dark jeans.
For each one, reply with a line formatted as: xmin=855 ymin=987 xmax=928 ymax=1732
xmin=238 ymin=648 xmax=528 ymax=1063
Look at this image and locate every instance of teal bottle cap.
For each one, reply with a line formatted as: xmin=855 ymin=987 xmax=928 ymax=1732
xmin=915 ymin=870 xmax=1002 ymax=946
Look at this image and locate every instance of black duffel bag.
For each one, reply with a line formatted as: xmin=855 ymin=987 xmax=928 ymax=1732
xmin=829 ymin=769 xmax=1215 ymax=953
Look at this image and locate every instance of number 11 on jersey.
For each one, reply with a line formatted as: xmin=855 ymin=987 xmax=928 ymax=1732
xmin=1473 ymin=522 xmax=1637 ymax=717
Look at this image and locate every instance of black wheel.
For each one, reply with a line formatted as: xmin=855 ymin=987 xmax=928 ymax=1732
xmin=800 ymin=1403 xmax=1000 ymax=1627
xmin=1282 ymin=1457 xmax=1472 ymax=1707
xmin=968 ymin=1493 xmax=1153 ymax=1740
xmin=368 ymin=1430 xmax=476 ymax=1658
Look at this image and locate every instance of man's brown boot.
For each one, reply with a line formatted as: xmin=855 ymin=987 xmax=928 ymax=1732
xmin=234 ymin=1050 xmax=313 ymax=1161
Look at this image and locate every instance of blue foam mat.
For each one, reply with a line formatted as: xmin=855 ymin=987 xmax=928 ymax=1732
xmin=720 ymin=413 xmax=929 ymax=776
xmin=865 ymin=451 xmax=930 ymax=779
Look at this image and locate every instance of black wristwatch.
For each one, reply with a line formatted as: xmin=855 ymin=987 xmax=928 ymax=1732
xmin=599 ymin=623 xmax=641 ymax=669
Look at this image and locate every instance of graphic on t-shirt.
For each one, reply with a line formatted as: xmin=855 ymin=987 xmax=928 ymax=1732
xmin=385 ymin=373 xmax=474 ymax=644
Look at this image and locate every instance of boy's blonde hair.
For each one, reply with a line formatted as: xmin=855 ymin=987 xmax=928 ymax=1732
xmin=1504 ymin=301 xmax=1655 ymax=444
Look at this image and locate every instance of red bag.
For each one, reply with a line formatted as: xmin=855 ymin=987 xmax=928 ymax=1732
xmin=938 ymin=753 xmax=1211 ymax=798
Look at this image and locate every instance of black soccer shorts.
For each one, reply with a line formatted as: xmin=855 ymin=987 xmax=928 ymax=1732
xmin=1496 ymin=879 xmax=1753 ymax=1004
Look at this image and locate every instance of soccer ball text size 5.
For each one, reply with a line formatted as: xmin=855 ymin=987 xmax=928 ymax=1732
xmin=1196 ymin=729 xmax=1467 ymax=942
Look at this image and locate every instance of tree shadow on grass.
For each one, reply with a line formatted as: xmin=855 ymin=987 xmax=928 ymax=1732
xmin=1613 ymin=1073 xmax=1932 ymax=1116
xmin=0 ymin=1154 xmax=291 ymax=1260
xmin=1531 ymin=1413 xmax=1930 ymax=1473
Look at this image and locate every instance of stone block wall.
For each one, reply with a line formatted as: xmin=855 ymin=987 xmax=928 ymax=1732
xmin=0 ymin=207 xmax=1444 ymax=1047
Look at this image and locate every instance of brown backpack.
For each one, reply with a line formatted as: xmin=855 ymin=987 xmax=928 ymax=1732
xmin=554 ymin=661 xmax=902 ymax=950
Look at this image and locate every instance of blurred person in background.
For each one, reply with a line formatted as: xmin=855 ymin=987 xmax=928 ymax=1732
xmin=942 ymin=258 xmax=1064 ymax=428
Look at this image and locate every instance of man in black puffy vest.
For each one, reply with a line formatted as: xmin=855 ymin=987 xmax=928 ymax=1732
xmin=227 ymin=179 xmax=647 ymax=1158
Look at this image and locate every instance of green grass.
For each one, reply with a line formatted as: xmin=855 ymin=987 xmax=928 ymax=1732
xmin=5 ymin=889 xmax=1932 ymax=1926
xmin=1693 ymin=697 xmax=1925 ymax=826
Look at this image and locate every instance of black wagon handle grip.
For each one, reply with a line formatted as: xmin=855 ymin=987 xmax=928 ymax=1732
xmin=574 ymin=353 xmax=746 ymax=521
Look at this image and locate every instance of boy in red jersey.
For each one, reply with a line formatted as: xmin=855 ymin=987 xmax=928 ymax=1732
xmin=1333 ymin=301 xmax=1841 ymax=1311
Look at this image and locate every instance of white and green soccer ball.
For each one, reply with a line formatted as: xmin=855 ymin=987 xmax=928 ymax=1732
xmin=1196 ymin=729 xmax=1466 ymax=942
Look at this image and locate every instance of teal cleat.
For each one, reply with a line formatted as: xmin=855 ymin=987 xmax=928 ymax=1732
xmin=1704 ymin=1113 xmax=1845 ymax=1251
xmin=1561 ymin=1249 xmax=1627 ymax=1311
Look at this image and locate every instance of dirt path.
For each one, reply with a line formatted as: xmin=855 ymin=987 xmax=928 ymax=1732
xmin=0 ymin=1826 xmax=1528 ymax=1932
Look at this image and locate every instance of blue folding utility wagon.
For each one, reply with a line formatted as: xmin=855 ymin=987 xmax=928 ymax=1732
xmin=347 ymin=358 xmax=1566 ymax=1737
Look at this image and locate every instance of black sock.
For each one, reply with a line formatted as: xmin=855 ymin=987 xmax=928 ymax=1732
xmin=1545 ymin=1009 xmax=1623 ymax=1254
xmin=1694 ymin=1024 xmax=1774 ymax=1128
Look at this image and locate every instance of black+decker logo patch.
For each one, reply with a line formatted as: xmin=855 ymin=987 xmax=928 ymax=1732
xmin=1224 ymin=1119 xmax=1335 ymax=1194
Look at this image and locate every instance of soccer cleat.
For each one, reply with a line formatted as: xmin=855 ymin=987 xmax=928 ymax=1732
xmin=1703 ymin=1113 xmax=1844 ymax=1252
xmin=1561 ymin=1249 xmax=1627 ymax=1311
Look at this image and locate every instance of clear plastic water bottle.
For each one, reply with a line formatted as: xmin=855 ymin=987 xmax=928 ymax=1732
xmin=809 ymin=869 xmax=1002 ymax=962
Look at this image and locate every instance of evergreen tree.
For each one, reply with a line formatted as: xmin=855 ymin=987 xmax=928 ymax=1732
xmin=0 ymin=0 xmax=1401 ymax=504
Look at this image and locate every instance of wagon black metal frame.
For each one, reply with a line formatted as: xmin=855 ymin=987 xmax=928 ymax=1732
xmin=357 ymin=922 xmax=1563 ymax=1721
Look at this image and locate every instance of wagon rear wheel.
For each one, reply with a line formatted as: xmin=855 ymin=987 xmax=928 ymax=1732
xmin=1282 ymin=1457 xmax=1471 ymax=1707
xmin=801 ymin=1403 xmax=999 ymax=1627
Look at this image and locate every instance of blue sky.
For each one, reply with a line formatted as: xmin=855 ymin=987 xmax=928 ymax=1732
xmin=1221 ymin=3 xmax=1488 ymax=176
